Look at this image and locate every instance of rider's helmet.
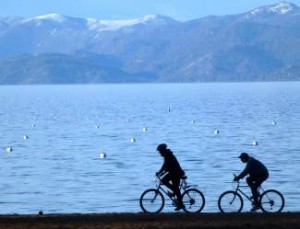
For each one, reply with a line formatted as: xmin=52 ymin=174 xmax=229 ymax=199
xmin=157 ymin=143 xmax=167 ymax=152
xmin=239 ymin=152 xmax=250 ymax=160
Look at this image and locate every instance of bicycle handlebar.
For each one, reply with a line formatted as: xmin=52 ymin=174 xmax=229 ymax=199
xmin=232 ymin=173 xmax=240 ymax=183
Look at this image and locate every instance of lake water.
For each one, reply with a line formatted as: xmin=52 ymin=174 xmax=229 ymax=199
xmin=0 ymin=82 xmax=299 ymax=214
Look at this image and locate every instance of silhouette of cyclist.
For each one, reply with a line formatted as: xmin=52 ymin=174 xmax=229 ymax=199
xmin=156 ymin=143 xmax=185 ymax=211
xmin=234 ymin=152 xmax=269 ymax=212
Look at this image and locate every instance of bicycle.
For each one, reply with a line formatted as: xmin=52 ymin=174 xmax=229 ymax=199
xmin=218 ymin=175 xmax=285 ymax=213
xmin=139 ymin=174 xmax=205 ymax=213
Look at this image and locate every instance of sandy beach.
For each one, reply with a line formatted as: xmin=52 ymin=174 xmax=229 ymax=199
xmin=0 ymin=212 xmax=299 ymax=229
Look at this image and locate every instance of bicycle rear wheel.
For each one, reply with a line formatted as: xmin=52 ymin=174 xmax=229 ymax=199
xmin=218 ymin=191 xmax=243 ymax=213
xmin=139 ymin=189 xmax=164 ymax=213
xmin=182 ymin=188 xmax=205 ymax=213
xmin=259 ymin=189 xmax=285 ymax=213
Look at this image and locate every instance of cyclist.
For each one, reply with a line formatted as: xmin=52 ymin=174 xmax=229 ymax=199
xmin=156 ymin=143 xmax=185 ymax=211
xmin=234 ymin=152 xmax=269 ymax=212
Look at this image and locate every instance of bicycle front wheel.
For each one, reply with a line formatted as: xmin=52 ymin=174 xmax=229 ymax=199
xmin=182 ymin=188 xmax=205 ymax=213
xmin=260 ymin=189 xmax=285 ymax=213
xmin=218 ymin=191 xmax=243 ymax=213
xmin=139 ymin=189 xmax=164 ymax=213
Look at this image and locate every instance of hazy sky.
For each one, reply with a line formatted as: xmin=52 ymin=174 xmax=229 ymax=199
xmin=1 ymin=0 xmax=300 ymax=20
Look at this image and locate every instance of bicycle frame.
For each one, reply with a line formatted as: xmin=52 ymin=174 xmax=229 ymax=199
xmin=140 ymin=174 xmax=206 ymax=213
xmin=155 ymin=174 xmax=196 ymax=200
xmin=233 ymin=181 xmax=264 ymax=204
xmin=218 ymin=174 xmax=285 ymax=213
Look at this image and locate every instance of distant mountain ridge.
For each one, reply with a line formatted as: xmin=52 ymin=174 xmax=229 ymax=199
xmin=0 ymin=1 xmax=300 ymax=84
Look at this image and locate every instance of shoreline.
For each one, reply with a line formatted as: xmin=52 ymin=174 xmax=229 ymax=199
xmin=0 ymin=212 xmax=299 ymax=229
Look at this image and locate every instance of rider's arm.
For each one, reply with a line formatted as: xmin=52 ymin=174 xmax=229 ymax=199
xmin=236 ymin=162 xmax=250 ymax=180
xmin=157 ymin=161 xmax=167 ymax=175
xmin=236 ymin=171 xmax=246 ymax=180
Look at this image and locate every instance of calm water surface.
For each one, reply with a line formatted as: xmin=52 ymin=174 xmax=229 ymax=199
xmin=0 ymin=82 xmax=299 ymax=214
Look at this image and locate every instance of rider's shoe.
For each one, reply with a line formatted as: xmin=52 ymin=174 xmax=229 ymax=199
xmin=174 ymin=203 xmax=185 ymax=211
xmin=250 ymin=205 xmax=260 ymax=212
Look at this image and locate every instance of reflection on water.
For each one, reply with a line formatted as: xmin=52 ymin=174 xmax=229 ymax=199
xmin=0 ymin=82 xmax=299 ymax=214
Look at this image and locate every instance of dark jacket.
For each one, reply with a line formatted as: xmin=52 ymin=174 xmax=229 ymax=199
xmin=237 ymin=157 xmax=269 ymax=179
xmin=159 ymin=150 xmax=185 ymax=178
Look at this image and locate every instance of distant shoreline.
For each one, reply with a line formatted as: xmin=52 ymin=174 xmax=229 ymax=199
xmin=0 ymin=212 xmax=299 ymax=229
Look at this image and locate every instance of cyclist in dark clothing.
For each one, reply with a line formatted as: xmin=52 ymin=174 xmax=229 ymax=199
xmin=156 ymin=143 xmax=185 ymax=211
xmin=234 ymin=152 xmax=269 ymax=211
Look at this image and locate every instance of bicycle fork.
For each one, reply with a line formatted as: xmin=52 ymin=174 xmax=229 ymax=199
xmin=230 ymin=192 xmax=238 ymax=205
xmin=151 ymin=190 xmax=161 ymax=203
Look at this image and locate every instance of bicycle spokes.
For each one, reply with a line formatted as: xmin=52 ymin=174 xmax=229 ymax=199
xmin=260 ymin=189 xmax=285 ymax=213
xmin=140 ymin=189 xmax=165 ymax=213
xmin=218 ymin=191 xmax=243 ymax=213
xmin=189 ymin=198 xmax=195 ymax=205
xmin=182 ymin=188 xmax=205 ymax=213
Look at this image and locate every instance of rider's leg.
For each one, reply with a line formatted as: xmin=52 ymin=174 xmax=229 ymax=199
xmin=171 ymin=176 xmax=184 ymax=210
xmin=247 ymin=176 xmax=261 ymax=212
xmin=246 ymin=176 xmax=258 ymax=204
xmin=249 ymin=174 xmax=268 ymax=207
xmin=161 ymin=173 xmax=173 ymax=191
xmin=251 ymin=181 xmax=261 ymax=206
xmin=172 ymin=177 xmax=181 ymax=200
xmin=254 ymin=174 xmax=269 ymax=203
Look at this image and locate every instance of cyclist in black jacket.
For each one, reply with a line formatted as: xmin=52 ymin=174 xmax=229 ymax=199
xmin=156 ymin=143 xmax=185 ymax=211
xmin=234 ymin=152 xmax=269 ymax=211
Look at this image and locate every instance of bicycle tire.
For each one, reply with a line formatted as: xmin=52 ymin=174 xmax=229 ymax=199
xmin=182 ymin=188 xmax=205 ymax=213
xmin=218 ymin=190 xmax=243 ymax=213
xmin=259 ymin=189 xmax=285 ymax=213
xmin=139 ymin=189 xmax=165 ymax=213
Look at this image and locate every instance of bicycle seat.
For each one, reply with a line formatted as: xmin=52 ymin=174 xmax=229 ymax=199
xmin=181 ymin=175 xmax=187 ymax=180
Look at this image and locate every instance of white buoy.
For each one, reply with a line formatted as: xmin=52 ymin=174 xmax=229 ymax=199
xmin=95 ymin=125 xmax=100 ymax=129
xmin=214 ymin=129 xmax=220 ymax=135
xmin=272 ymin=121 xmax=277 ymax=125
xmin=191 ymin=120 xmax=196 ymax=124
xmin=130 ymin=138 xmax=136 ymax=143
xmin=6 ymin=147 xmax=13 ymax=153
xmin=252 ymin=140 xmax=258 ymax=146
xmin=142 ymin=127 xmax=148 ymax=132
xmin=23 ymin=135 xmax=29 ymax=140
xmin=99 ymin=152 xmax=107 ymax=159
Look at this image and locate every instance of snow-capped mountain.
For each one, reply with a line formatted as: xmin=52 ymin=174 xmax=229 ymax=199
xmin=0 ymin=2 xmax=300 ymax=84
xmin=87 ymin=14 xmax=176 ymax=31
xmin=27 ymin=13 xmax=68 ymax=23
xmin=248 ymin=1 xmax=299 ymax=16
xmin=3 ymin=13 xmax=176 ymax=31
